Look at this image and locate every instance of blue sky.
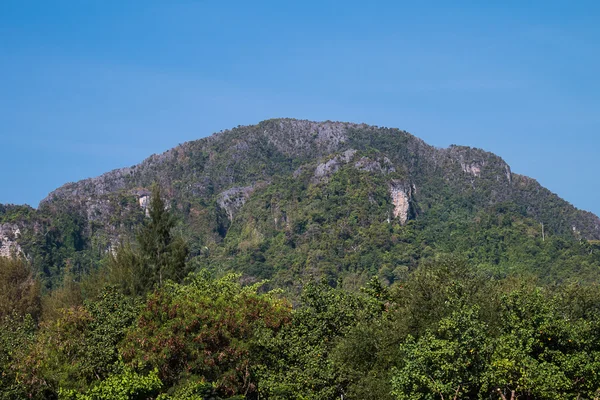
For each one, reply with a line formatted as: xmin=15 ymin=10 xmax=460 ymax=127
xmin=1 ymin=1 xmax=599 ymax=216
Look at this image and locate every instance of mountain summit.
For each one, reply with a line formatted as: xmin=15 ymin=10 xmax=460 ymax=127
xmin=2 ymin=119 xmax=599 ymax=287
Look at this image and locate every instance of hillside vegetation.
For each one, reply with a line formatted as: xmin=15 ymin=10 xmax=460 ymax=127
xmin=1 ymin=119 xmax=600 ymax=399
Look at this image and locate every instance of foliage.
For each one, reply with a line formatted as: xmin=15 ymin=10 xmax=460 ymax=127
xmin=478 ymin=286 xmax=600 ymax=399
xmin=0 ymin=313 xmax=36 ymax=399
xmin=120 ymin=272 xmax=291 ymax=397
xmin=256 ymin=279 xmax=383 ymax=399
xmin=58 ymin=360 xmax=162 ymax=400
xmin=136 ymin=184 xmax=189 ymax=290
xmin=389 ymin=275 xmax=600 ymax=400
xmin=3 ymin=121 xmax=600 ymax=398
xmin=107 ymin=184 xmax=189 ymax=296
xmin=391 ymin=305 xmax=490 ymax=399
xmin=5 ymin=260 xmax=600 ymax=398
xmin=0 ymin=257 xmax=41 ymax=320
xmin=5 ymin=120 xmax=600 ymax=296
xmin=16 ymin=287 xmax=140 ymax=398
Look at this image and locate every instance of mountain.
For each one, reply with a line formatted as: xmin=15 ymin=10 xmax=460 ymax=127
xmin=1 ymin=118 xmax=599 ymax=289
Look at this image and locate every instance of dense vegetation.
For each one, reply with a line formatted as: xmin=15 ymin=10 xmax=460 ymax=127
xmin=2 ymin=120 xmax=600 ymax=398
xmin=1 ymin=120 xmax=598 ymax=291
xmin=1 ymin=185 xmax=600 ymax=399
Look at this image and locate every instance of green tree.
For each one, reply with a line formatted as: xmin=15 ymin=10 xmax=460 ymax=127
xmin=108 ymin=184 xmax=188 ymax=296
xmin=326 ymin=277 xmax=408 ymax=400
xmin=120 ymin=272 xmax=291 ymax=397
xmin=480 ymin=286 xmax=600 ymax=399
xmin=16 ymin=287 xmax=140 ymax=398
xmin=257 ymin=280 xmax=382 ymax=399
xmin=58 ymin=360 xmax=162 ymax=400
xmin=0 ymin=313 xmax=36 ymax=399
xmin=0 ymin=257 xmax=41 ymax=320
xmin=136 ymin=184 xmax=188 ymax=290
xmin=390 ymin=305 xmax=490 ymax=400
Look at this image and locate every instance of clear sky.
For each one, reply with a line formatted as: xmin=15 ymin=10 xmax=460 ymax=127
xmin=1 ymin=1 xmax=599 ymax=216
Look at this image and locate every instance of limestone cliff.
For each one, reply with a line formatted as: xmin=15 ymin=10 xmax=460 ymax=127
xmin=389 ymin=181 xmax=415 ymax=225
xmin=1 ymin=118 xmax=599 ymax=289
xmin=0 ymin=224 xmax=22 ymax=258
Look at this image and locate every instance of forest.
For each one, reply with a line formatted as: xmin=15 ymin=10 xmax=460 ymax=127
xmin=3 ymin=185 xmax=600 ymax=400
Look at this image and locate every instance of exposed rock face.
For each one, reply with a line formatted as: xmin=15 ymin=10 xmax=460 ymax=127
xmin=267 ymin=119 xmax=352 ymax=157
xmin=461 ymin=162 xmax=483 ymax=177
xmin=217 ymin=185 xmax=257 ymax=221
xmin=41 ymin=167 xmax=133 ymax=206
xmin=313 ymin=150 xmax=398 ymax=183
xmin=504 ymin=164 xmax=513 ymax=184
xmin=132 ymin=189 xmax=152 ymax=217
xmin=313 ymin=149 xmax=357 ymax=183
xmin=313 ymin=158 xmax=342 ymax=182
xmin=0 ymin=224 xmax=22 ymax=258
xmin=138 ymin=195 xmax=150 ymax=210
xmin=441 ymin=145 xmax=514 ymax=182
xmin=389 ymin=181 xmax=414 ymax=225
xmin=354 ymin=156 xmax=396 ymax=175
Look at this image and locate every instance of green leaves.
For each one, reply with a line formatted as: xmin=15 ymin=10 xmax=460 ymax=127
xmin=391 ymin=306 xmax=489 ymax=400
xmin=0 ymin=257 xmax=41 ymax=320
xmin=390 ymin=278 xmax=600 ymax=400
xmin=0 ymin=313 xmax=36 ymax=399
xmin=257 ymin=280 xmax=384 ymax=399
xmin=58 ymin=361 xmax=162 ymax=400
xmin=14 ymin=287 xmax=140 ymax=398
xmin=108 ymin=184 xmax=189 ymax=296
xmin=137 ymin=184 xmax=188 ymax=290
xmin=120 ymin=272 xmax=291 ymax=397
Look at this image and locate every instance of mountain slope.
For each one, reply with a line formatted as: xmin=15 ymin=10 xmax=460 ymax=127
xmin=2 ymin=118 xmax=599 ymax=288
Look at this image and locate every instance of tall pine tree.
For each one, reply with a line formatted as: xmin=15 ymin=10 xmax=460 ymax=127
xmin=108 ymin=184 xmax=188 ymax=296
xmin=136 ymin=184 xmax=188 ymax=291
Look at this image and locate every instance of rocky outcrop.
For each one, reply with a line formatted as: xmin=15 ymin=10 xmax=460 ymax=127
xmin=266 ymin=119 xmax=352 ymax=157
xmin=0 ymin=224 xmax=22 ymax=258
xmin=461 ymin=161 xmax=483 ymax=177
xmin=217 ymin=185 xmax=257 ymax=221
xmin=354 ymin=156 xmax=396 ymax=175
xmin=132 ymin=189 xmax=152 ymax=217
xmin=40 ymin=167 xmax=133 ymax=206
xmin=312 ymin=150 xmax=399 ymax=184
xmin=441 ymin=145 xmax=513 ymax=184
xmin=389 ymin=181 xmax=414 ymax=225
xmin=312 ymin=149 xmax=357 ymax=183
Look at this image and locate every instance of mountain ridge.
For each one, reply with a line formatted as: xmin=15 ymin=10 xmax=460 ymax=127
xmin=38 ymin=118 xmax=600 ymax=232
xmin=2 ymin=118 xmax=599 ymax=288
